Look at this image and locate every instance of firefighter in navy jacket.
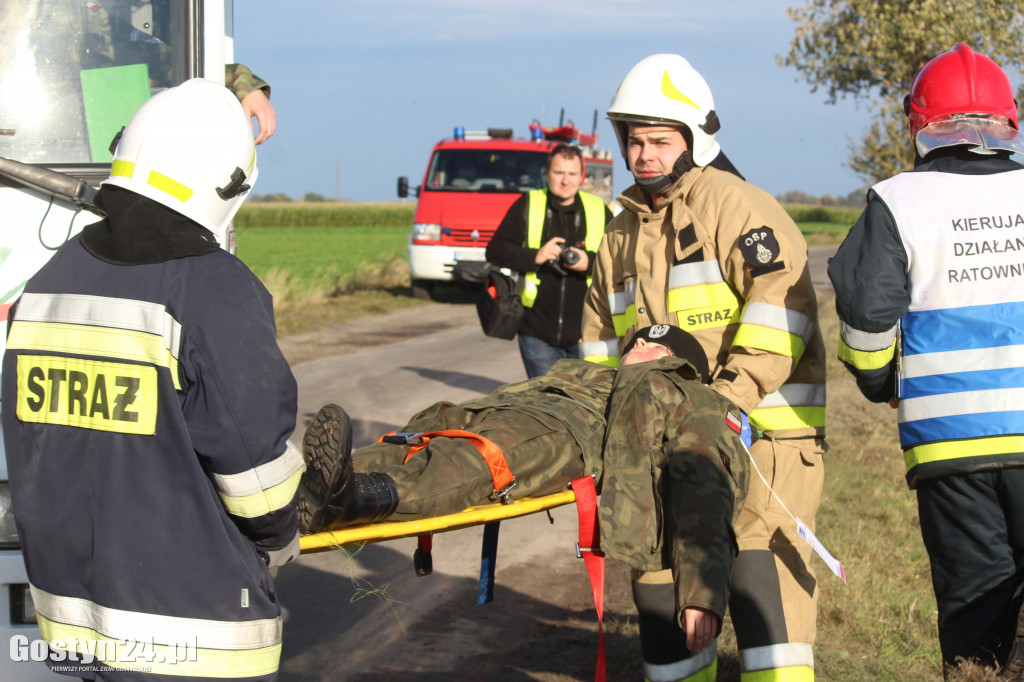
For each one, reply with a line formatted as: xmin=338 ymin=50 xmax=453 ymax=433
xmin=1 ymin=79 xmax=301 ymax=680
xmin=828 ymin=44 xmax=1024 ymax=674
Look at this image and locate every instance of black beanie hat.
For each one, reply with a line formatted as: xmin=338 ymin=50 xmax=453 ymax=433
xmin=623 ymin=325 xmax=710 ymax=382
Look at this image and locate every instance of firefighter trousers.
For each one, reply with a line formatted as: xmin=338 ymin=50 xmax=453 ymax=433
xmin=917 ymin=468 xmax=1024 ymax=671
xmin=729 ymin=435 xmax=824 ymax=678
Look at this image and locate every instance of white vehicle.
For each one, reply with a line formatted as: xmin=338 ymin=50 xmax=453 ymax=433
xmin=0 ymin=2 xmax=238 ymax=678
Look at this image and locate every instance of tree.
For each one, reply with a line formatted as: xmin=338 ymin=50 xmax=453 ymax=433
xmin=779 ymin=0 xmax=1024 ymax=183
xmin=777 ymin=189 xmax=815 ymax=204
xmin=251 ymin=193 xmax=293 ymax=203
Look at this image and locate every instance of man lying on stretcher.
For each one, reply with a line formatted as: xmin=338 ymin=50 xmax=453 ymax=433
xmin=298 ymin=325 xmax=749 ymax=655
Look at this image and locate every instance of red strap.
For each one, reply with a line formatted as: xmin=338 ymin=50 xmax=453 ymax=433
xmin=379 ymin=430 xmax=515 ymax=499
xmin=571 ymin=476 xmax=605 ymax=682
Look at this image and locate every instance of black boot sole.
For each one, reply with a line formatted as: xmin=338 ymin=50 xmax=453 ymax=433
xmin=298 ymin=404 xmax=352 ymax=533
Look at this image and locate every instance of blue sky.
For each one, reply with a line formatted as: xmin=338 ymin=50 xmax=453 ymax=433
xmin=233 ymin=1 xmax=872 ymax=203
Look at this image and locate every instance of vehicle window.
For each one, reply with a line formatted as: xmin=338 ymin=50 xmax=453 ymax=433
xmin=0 ymin=0 xmax=190 ymax=165
xmin=582 ymin=162 xmax=613 ymax=202
xmin=425 ymin=149 xmax=549 ymax=193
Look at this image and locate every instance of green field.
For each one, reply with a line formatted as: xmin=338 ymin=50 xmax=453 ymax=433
xmin=236 ymin=225 xmax=410 ymax=287
xmin=235 ymin=202 xmax=415 ymax=228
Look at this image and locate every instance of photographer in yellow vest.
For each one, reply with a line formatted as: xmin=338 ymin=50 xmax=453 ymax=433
xmin=486 ymin=144 xmax=612 ymax=377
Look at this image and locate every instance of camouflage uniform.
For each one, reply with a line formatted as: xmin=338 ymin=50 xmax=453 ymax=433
xmin=350 ymin=359 xmax=613 ymax=519
xmin=600 ymin=357 xmax=749 ymax=624
xmin=225 ymin=63 xmax=270 ymax=103
xmin=350 ymin=356 xmax=749 ymax=627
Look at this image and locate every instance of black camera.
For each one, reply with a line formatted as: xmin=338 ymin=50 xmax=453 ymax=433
xmin=547 ymin=241 xmax=583 ymax=276
xmin=560 ymin=244 xmax=581 ymax=267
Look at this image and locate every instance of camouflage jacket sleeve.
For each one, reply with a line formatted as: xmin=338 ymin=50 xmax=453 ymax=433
xmin=599 ymin=357 xmax=749 ymax=621
xmin=225 ymin=63 xmax=271 ymax=102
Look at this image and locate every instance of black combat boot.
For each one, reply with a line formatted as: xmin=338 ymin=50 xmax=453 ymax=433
xmin=298 ymin=404 xmax=399 ymax=533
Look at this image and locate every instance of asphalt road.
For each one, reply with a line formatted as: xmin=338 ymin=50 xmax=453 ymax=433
xmin=274 ymin=245 xmax=839 ymax=681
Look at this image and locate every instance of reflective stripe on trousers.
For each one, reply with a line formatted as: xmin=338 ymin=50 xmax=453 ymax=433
xmin=644 ymin=641 xmax=717 ymax=682
xmin=740 ymin=643 xmax=814 ymax=681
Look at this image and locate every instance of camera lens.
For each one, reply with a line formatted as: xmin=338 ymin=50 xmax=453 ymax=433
xmin=561 ymin=249 xmax=580 ymax=266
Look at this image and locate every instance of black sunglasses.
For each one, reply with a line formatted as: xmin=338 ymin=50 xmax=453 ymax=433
xmin=551 ymin=143 xmax=582 ymax=157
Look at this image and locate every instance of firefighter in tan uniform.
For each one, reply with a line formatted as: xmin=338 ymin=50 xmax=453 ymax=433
xmin=581 ymin=54 xmax=827 ymax=681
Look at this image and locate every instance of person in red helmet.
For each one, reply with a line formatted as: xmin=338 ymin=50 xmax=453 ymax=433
xmin=829 ymin=43 xmax=1024 ymax=676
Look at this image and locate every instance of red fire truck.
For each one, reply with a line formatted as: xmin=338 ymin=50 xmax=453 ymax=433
xmin=398 ymin=120 xmax=614 ymax=299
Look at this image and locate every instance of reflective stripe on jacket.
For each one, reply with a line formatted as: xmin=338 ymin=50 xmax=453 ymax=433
xmin=521 ymin=188 xmax=606 ymax=308
xmin=581 ymin=166 xmax=826 ymax=436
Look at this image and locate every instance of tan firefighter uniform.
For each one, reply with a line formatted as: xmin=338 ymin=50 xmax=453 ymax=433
xmin=581 ymin=164 xmax=827 ymax=680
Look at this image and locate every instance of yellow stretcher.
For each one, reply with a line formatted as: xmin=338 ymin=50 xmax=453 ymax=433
xmin=298 ymin=490 xmax=578 ymax=554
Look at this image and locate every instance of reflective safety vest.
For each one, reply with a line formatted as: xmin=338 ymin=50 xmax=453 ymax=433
xmin=520 ymin=188 xmax=606 ymax=308
xmin=873 ymin=169 xmax=1024 ymax=482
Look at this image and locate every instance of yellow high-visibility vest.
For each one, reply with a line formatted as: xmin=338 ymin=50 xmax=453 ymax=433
xmin=521 ymin=189 xmax=606 ymax=308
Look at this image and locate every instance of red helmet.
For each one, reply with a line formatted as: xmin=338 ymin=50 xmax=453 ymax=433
xmin=905 ymin=43 xmax=1018 ymax=140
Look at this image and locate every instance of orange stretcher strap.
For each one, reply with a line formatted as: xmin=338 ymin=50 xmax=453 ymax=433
xmin=378 ymin=429 xmax=517 ymax=503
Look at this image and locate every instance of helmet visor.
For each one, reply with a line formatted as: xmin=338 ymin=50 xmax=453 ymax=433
xmin=916 ymin=115 xmax=1024 ymax=157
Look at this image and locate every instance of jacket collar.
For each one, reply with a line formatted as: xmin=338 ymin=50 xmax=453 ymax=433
xmin=617 ymin=165 xmax=708 ymax=214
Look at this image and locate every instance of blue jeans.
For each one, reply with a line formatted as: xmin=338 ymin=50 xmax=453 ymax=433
xmin=517 ymin=333 xmax=580 ymax=378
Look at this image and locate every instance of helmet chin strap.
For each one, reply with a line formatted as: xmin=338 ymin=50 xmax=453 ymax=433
xmin=634 ymin=150 xmax=695 ymax=195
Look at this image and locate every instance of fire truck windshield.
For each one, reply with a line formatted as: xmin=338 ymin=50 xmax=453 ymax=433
xmin=424 ymin=148 xmax=549 ymax=193
xmin=0 ymin=0 xmax=190 ymax=166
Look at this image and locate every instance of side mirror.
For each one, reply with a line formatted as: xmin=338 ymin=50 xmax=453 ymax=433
xmin=397 ymin=176 xmax=409 ymax=198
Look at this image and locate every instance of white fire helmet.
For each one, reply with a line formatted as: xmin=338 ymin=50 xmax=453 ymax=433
xmin=102 ymin=78 xmax=257 ymax=249
xmin=607 ymin=54 xmax=721 ymax=167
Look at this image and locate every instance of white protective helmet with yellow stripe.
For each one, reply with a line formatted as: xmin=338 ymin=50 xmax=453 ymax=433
xmin=607 ymin=54 xmax=722 ymax=187
xmin=102 ymin=78 xmax=257 ymax=249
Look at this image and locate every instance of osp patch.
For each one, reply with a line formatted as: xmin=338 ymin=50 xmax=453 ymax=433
xmin=739 ymin=226 xmax=783 ymax=275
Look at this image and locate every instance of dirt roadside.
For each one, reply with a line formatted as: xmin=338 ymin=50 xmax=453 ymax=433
xmin=276 ymin=300 xmax=478 ymax=368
